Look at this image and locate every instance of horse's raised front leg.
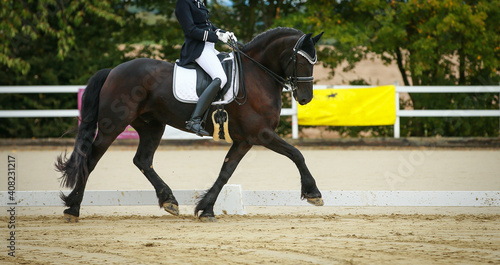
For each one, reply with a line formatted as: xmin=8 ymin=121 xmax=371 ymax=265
xmin=195 ymin=140 xmax=253 ymax=222
xmin=260 ymin=129 xmax=323 ymax=206
xmin=132 ymin=119 xmax=179 ymax=216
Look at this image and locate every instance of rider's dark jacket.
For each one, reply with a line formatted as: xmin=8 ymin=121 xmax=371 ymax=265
xmin=175 ymin=0 xmax=225 ymax=66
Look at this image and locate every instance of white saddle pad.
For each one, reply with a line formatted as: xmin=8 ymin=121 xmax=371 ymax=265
xmin=173 ymin=53 xmax=239 ymax=105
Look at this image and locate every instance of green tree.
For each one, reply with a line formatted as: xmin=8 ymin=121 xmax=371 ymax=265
xmin=277 ymin=0 xmax=500 ymax=137
xmin=125 ymin=0 xmax=184 ymax=62
xmin=0 ymin=0 xmax=124 ymax=77
xmin=0 ymin=0 xmax=128 ymax=137
xmin=213 ymin=0 xmax=306 ymax=42
xmin=277 ymin=0 xmax=499 ymax=86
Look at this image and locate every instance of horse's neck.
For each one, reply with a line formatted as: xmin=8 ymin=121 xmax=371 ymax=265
xmin=246 ymin=38 xmax=289 ymax=79
xmin=242 ymin=46 xmax=288 ymax=101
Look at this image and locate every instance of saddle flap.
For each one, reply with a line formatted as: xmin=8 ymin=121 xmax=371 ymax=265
xmin=173 ymin=52 xmax=239 ymax=105
xmin=176 ymin=53 xmax=233 ymax=98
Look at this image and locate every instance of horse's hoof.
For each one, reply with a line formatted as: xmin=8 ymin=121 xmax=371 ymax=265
xmin=199 ymin=216 xmax=217 ymax=223
xmin=163 ymin=202 xmax=179 ymax=216
xmin=63 ymin=213 xmax=79 ymax=223
xmin=307 ymin=197 xmax=324 ymax=206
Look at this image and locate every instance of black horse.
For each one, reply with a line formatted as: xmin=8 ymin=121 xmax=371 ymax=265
xmin=56 ymin=27 xmax=324 ymax=222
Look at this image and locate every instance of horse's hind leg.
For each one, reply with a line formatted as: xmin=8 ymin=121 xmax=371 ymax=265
xmin=62 ymin=130 xmax=119 ymax=222
xmin=195 ymin=140 xmax=253 ymax=221
xmin=132 ymin=118 xmax=179 ymax=216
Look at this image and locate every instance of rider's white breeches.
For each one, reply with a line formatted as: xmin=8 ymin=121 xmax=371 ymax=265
xmin=195 ymin=42 xmax=228 ymax=88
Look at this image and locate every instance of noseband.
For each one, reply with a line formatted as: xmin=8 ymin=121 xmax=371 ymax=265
xmin=286 ymin=34 xmax=317 ymax=92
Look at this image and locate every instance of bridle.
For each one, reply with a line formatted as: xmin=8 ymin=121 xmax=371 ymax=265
xmin=285 ymin=34 xmax=317 ymax=92
xmin=228 ymin=34 xmax=317 ymax=100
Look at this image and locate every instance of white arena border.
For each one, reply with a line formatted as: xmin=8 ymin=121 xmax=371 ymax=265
xmin=1 ymin=185 xmax=499 ymax=215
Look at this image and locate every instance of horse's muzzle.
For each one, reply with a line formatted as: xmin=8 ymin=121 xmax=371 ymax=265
xmin=294 ymin=90 xmax=313 ymax=105
xmin=298 ymin=96 xmax=312 ymax=105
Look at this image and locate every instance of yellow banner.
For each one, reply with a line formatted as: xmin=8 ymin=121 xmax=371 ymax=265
xmin=297 ymin=86 xmax=396 ymax=126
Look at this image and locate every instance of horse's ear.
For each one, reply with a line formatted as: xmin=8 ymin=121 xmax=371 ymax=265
xmin=312 ymin=32 xmax=324 ymax=45
xmin=303 ymin=33 xmax=313 ymax=44
xmin=301 ymin=33 xmax=315 ymax=56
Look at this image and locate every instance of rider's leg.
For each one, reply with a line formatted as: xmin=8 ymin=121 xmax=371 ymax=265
xmin=196 ymin=42 xmax=227 ymax=87
xmin=186 ymin=42 xmax=227 ymax=136
xmin=186 ymin=78 xmax=221 ymax=136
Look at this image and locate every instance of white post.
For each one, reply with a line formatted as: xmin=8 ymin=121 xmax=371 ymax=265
xmin=394 ymin=82 xmax=400 ymax=138
xmin=213 ymin=184 xmax=246 ymax=215
xmin=291 ymin=97 xmax=299 ymax=139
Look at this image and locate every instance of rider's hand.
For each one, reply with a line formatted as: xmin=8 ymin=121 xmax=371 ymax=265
xmin=216 ymin=31 xmax=231 ymax=44
xmin=228 ymin=32 xmax=238 ymax=43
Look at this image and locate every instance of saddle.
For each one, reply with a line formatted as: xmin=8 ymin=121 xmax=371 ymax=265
xmin=173 ymin=52 xmax=239 ymax=105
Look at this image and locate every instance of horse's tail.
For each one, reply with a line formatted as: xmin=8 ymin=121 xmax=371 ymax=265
xmin=55 ymin=68 xmax=112 ymax=190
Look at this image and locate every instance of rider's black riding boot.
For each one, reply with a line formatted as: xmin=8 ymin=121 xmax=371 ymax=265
xmin=186 ymin=78 xmax=222 ymax=136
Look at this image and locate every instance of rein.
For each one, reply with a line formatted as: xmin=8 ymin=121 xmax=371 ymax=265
xmin=229 ymin=39 xmax=288 ymax=89
xmin=227 ymin=34 xmax=316 ymax=104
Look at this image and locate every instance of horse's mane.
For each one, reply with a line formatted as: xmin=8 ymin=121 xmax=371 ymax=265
xmin=242 ymin=27 xmax=304 ymax=52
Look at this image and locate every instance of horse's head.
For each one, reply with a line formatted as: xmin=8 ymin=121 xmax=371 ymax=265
xmin=285 ymin=32 xmax=324 ymax=105
xmin=240 ymin=28 xmax=323 ymax=105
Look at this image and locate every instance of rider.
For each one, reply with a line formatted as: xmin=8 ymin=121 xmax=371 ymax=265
xmin=175 ymin=0 xmax=236 ymax=136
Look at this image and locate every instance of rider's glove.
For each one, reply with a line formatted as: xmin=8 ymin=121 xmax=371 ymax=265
xmin=216 ymin=31 xmax=231 ymax=44
xmin=228 ymin=32 xmax=238 ymax=43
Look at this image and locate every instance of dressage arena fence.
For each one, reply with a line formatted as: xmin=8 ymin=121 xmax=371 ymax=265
xmin=1 ymin=185 xmax=499 ymax=215
xmin=1 ymin=85 xmax=499 ymax=139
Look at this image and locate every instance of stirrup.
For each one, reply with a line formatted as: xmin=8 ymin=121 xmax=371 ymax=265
xmin=186 ymin=119 xmax=210 ymax=137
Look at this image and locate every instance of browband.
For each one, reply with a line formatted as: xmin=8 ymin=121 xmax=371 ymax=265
xmin=297 ymin=50 xmax=317 ymax=65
